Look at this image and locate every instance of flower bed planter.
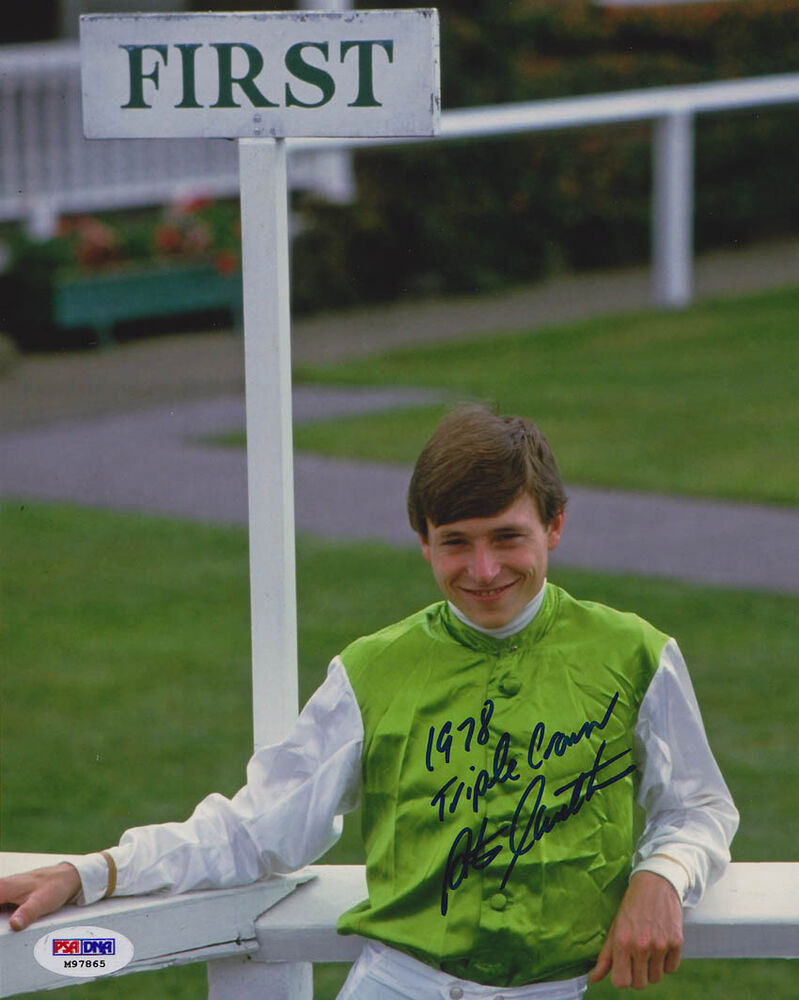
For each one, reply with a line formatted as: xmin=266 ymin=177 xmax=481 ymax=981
xmin=3 ymin=201 xmax=244 ymax=351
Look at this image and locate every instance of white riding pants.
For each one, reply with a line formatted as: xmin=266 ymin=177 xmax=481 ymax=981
xmin=337 ymin=941 xmax=589 ymax=1000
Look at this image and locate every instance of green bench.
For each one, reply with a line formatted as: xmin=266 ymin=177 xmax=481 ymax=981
xmin=53 ymin=264 xmax=243 ymax=346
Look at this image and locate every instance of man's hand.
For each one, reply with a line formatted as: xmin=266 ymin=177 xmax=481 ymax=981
xmin=589 ymin=871 xmax=683 ymax=990
xmin=0 ymin=863 xmax=81 ymax=931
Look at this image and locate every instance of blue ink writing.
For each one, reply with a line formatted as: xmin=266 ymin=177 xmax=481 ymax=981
xmin=430 ymin=731 xmax=520 ymax=821
xmin=439 ymin=738 xmax=634 ymax=913
xmin=425 ymin=699 xmax=494 ymax=772
xmin=527 ymin=690 xmax=620 ymax=770
xmin=428 ymin=690 xmax=635 ymax=914
xmin=441 ymin=817 xmax=505 ymax=916
xmin=501 ymin=739 xmax=635 ymax=888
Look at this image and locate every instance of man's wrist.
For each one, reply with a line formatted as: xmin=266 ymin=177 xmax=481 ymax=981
xmin=47 ymin=861 xmax=82 ymax=903
xmin=632 ymin=853 xmax=690 ymax=903
xmin=68 ymin=851 xmax=116 ymax=906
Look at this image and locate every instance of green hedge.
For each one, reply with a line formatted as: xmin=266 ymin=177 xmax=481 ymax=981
xmin=287 ymin=0 xmax=799 ymax=313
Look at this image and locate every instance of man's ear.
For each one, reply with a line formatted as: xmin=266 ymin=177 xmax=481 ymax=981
xmin=418 ymin=534 xmax=432 ymax=563
xmin=546 ymin=510 xmax=565 ymax=551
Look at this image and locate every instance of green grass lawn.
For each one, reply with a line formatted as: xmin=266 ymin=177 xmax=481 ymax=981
xmin=2 ymin=503 xmax=797 ymax=998
xmin=290 ymin=285 xmax=799 ymax=506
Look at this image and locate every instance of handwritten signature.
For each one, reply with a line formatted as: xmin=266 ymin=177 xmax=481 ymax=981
xmin=424 ymin=691 xmax=634 ymax=915
xmin=439 ymin=739 xmax=635 ymax=915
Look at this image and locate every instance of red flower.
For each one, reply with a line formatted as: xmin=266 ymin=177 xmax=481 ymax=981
xmin=74 ymin=217 xmax=119 ymax=268
xmin=173 ymin=195 xmax=213 ymax=216
xmin=154 ymin=224 xmax=183 ymax=253
xmin=214 ymin=249 xmax=238 ymax=275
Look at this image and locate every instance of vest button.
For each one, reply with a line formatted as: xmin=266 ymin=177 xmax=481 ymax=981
xmin=499 ymin=678 xmax=521 ymax=696
xmin=449 ymin=988 xmax=464 ymax=999
xmin=489 ymin=891 xmax=507 ymax=910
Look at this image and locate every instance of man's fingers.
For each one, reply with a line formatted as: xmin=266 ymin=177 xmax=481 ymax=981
xmin=592 ymin=936 xmax=676 ymax=989
xmin=9 ymin=886 xmax=61 ymax=931
xmin=609 ymin=947 xmax=633 ymax=989
xmin=627 ymin=948 xmax=651 ymax=989
xmin=647 ymin=953 xmax=665 ymax=985
xmin=587 ymin=930 xmax=614 ymax=983
xmin=1 ymin=864 xmax=81 ymax=932
xmin=9 ymin=903 xmax=36 ymax=932
xmin=664 ymin=945 xmax=682 ymax=974
xmin=646 ymin=936 xmax=675 ymax=984
xmin=607 ymin=935 xmax=678 ymax=989
xmin=587 ymin=953 xmax=612 ymax=983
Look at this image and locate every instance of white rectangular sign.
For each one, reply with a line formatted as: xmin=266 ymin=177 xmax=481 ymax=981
xmin=80 ymin=9 xmax=440 ymax=139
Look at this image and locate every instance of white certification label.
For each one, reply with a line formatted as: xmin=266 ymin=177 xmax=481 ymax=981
xmin=34 ymin=925 xmax=134 ymax=978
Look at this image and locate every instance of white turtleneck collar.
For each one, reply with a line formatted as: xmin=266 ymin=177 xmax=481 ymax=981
xmin=448 ymin=580 xmax=547 ymax=640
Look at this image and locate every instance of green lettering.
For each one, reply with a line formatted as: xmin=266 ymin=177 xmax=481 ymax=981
xmin=121 ymin=44 xmax=168 ymax=109
xmin=285 ymin=42 xmax=335 ymax=108
xmin=211 ymin=42 xmax=277 ymax=109
xmin=175 ymin=43 xmax=203 ymax=108
xmin=340 ymin=39 xmax=394 ymax=108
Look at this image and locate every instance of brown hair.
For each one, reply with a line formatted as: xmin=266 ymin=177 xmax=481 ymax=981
xmin=407 ymin=405 xmax=567 ymax=538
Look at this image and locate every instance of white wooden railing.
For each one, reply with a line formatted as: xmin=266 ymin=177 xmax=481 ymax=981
xmin=2 ymin=47 xmax=799 ymax=306
xmin=1 ymin=855 xmax=797 ymax=998
xmin=289 ymin=72 xmax=799 ymax=308
xmin=0 ymin=41 xmax=355 ymax=238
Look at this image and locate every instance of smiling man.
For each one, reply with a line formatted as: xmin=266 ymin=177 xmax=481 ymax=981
xmin=1 ymin=405 xmax=738 ymax=999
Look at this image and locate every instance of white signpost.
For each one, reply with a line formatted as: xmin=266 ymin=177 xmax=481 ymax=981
xmin=80 ymin=9 xmax=440 ymax=759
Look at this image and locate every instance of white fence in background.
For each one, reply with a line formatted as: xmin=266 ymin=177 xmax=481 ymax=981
xmin=0 ymin=41 xmax=355 ymax=237
xmin=289 ymin=72 xmax=799 ymax=308
xmin=2 ymin=45 xmax=799 ymax=307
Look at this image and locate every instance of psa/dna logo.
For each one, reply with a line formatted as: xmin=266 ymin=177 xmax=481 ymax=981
xmin=34 ymin=926 xmax=133 ymax=979
xmin=53 ymin=937 xmax=116 ymax=955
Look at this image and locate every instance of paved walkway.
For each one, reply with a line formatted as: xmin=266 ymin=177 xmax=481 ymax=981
xmin=3 ymin=390 xmax=799 ymax=593
xmin=2 ymin=239 xmax=799 ymax=594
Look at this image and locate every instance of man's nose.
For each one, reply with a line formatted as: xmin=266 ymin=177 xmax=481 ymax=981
xmin=469 ymin=543 xmax=499 ymax=582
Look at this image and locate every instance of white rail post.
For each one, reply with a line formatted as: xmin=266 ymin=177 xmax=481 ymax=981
xmin=207 ymin=956 xmax=312 ymax=1000
xmin=652 ymin=109 xmax=695 ymax=308
xmin=207 ymin=138 xmax=310 ymax=1000
xmin=238 ymin=137 xmax=300 ymax=752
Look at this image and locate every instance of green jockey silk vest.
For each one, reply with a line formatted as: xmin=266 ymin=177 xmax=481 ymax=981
xmin=337 ymin=584 xmax=667 ymax=986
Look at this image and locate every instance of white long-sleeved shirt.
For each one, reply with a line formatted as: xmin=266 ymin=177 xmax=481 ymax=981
xmin=73 ymin=599 xmax=738 ymax=911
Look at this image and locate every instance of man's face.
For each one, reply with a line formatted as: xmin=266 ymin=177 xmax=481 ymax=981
xmin=419 ymin=494 xmax=564 ymax=629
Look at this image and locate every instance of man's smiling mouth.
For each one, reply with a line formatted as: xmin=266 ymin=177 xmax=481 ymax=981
xmin=462 ymin=581 xmax=517 ymax=598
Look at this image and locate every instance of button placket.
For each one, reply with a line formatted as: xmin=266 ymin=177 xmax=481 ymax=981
xmin=496 ymin=640 xmax=522 ymax=697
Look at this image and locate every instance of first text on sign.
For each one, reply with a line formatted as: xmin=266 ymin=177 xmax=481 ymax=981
xmin=121 ymin=39 xmax=395 ymax=111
